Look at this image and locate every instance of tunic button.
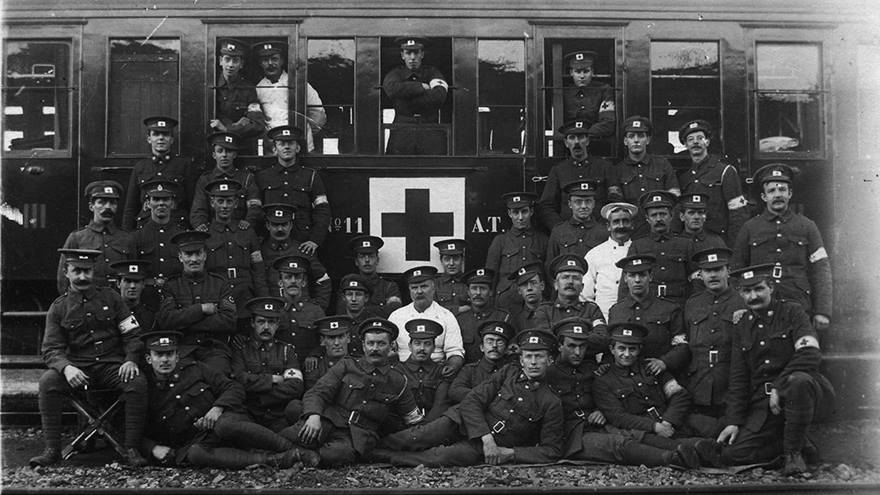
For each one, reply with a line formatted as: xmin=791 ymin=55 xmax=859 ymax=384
xmin=176 ymin=395 xmax=181 ymax=399
xmin=760 ymin=341 xmax=765 ymax=345
xmin=509 ymin=409 xmax=514 ymax=413
xmin=517 ymin=397 xmax=523 ymax=401
xmin=764 ymin=359 xmax=770 ymax=364
xmin=184 ymin=406 xmax=190 ymax=410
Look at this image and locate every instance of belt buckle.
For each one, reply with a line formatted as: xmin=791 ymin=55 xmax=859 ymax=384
xmin=764 ymin=382 xmax=774 ymax=396
xmin=348 ymin=410 xmax=361 ymax=425
xmin=772 ymin=265 xmax=783 ymax=279
xmin=708 ymin=350 xmax=718 ymax=364
xmin=574 ymin=409 xmax=586 ymax=419
xmin=491 ymin=420 xmax=506 ymax=434
xmin=657 ymin=284 xmax=667 ymax=298
xmin=227 ymin=267 xmax=237 ymax=279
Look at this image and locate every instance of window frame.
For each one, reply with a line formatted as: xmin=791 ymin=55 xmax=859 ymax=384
xmin=475 ymin=38 xmax=527 ymax=157
xmin=304 ymin=37 xmax=357 ymax=156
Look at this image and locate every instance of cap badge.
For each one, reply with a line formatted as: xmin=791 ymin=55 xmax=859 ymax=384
xmin=512 ymin=196 xmax=521 ymax=202
xmin=330 ymin=321 xmax=339 ymax=329
xmin=157 ymin=185 xmax=165 ymax=191
xmin=275 ymin=210 xmax=283 ymax=217
xmin=224 ymin=136 xmax=233 ymax=143
xmin=743 ymin=271 xmax=754 ymax=279
xmin=264 ymin=44 xmax=271 ymax=50
xmin=413 ymin=270 xmax=422 ymax=276
xmin=633 ymin=121 xmax=641 ymax=128
xmin=689 ymin=122 xmax=698 ymax=129
xmin=264 ymin=303 xmax=273 ymax=310
xmin=622 ymin=329 xmax=633 ymax=336
xmin=692 ymin=195 xmax=700 ymax=202
xmin=447 ymin=243 xmax=455 ymax=250
xmin=573 ymin=325 xmax=583 ymax=334
xmin=653 ymin=195 xmax=661 ymax=202
xmin=575 ymin=53 xmax=584 ymax=60
xmin=372 ymin=321 xmax=382 ymax=327
xmin=518 ymin=267 xmax=526 ymax=275
xmin=575 ymin=121 xmax=583 ymax=128
xmin=77 ymin=254 xmax=89 ymax=260
xmin=129 ymin=265 xmax=138 ymax=272
xmin=772 ymin=170 xmax=782 ymax=176
xmin=494 ymin=326 xmax=503 ymax=333
xmin=219 ymin=184 xmax=229 ymax=191
xmin=226 ymin=43 xmax=235 ymax=51
xmin=348 ymin=281 xmax=357 ymax=287
xmin=406 ymin=39 xmax=416 ymax=46
xmin=282 ymin=130 xmax=290 ymax=136
xmin=159 ymin=337 xmax=170 ymax=345
xmin=158 ymin=121 xmax=166 ymax=127
xmin=528 ymin=336 xmax=539 ymax=344
xmin=566 ymin=260 xmax=576 ymax=266
xmin=708 ymin=254 xmax=718 ymax=262
xmin=633 ymin=259 xmax=642 ymax=265
xmin=104 ymin=187 xmax=114 ymax=194
xmin=416 ymin=324 xmax=425 ymax=331
xmin=476 ymin=269 xmax=485 ymax=276
xmin=580 ymin=183 xmax=589 ymax=190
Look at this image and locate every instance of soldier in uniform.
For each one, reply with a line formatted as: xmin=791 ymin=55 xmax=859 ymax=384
xmin=211 ymin=38 xmax=265 ymax=154
xmin=157 ymin=231 xmax=236 ymax=374
xmin=546 ymin=179 xmax=608 ymax=265
xmin=122 ymin=116 xmax=195 ymax=231
xmin=679 ymin=193 xmax=727 ymax=294
xmin=533 ymin=254 xmax=608 ymax=359
xmin=537 ymin=120 xmax=612 ymax=231
xmin=390 ymin=266 xmax=465 ymax=378
xmin=201 ymin=179 xmax=269 ymax=328
xmin=140 ymin=331 xmax=315 ymax=469
xmin=618 ymin=190 xmax=694 ymax=306
xmin=281 ymin=318 xmax=424 ymax=467
xmin=255 ymin=125 xmax=331 ymax=255
xmin=253 ymin=40 xmax=326 ymax=152
xmin=275 ymin=255 xmax=325 ymax=357
xmin=678 ymin=119 xmax=749 ymax=244
xmin=57 ymin=181 xmax=134 ymax=295
xmin=132 ymin=179 xmax=186 ymax=296
xmin=582 ymin=202 xmax=637 ymax=317
xmin=383 ymin=37 xmax=449 ymax=155
xmin=110 ymin=260 xmax=157 ymax=335
xmin=339 ymin=274 xmax=382 ymax=356
xmin=337 ymin=235 xmax=402 ymax=317
xmin=593 ymin=322 xmax=718 ymax=443
xmin=30 ymin=249 xmax=148 ymax=467
xmin=455 ymin=268 xmax=511 ymax=363
xmin=485 ymin=192 xmax=548 ymax=312
xmin=372 ymin=329 xmax=564 ymax=466
xmin=393 ymin=319 xmax=451 ymax=427
xmin=546 ymin=318 xmax=700 ymax=467
xmin=508 ymin=262 xmax=548 ymax=332
xmin=731 ymin=163 xmax=832 ymax=331
xmin=562 ymin=50 xmax=615 ymax=141
xmin=684 ymin=247 xmax=745 ymax=418
xmin=261 ymin=203 xmax=331 ymax=310
xmin=433 ymin=238 xmax=470 ymax=315
xmin=190 ymin=131 xmax=262 ymax=231
xmin=448 ymin=320 xmax=515 ymax=404
xmin=608 ymin=254 xmax=689 ymax=377
xmin=231 ymin=297 xmax=304 ymax=433
xmin=705 ymin=264 xmax=835 ymax=475
xmin=607 ymin=116 xmax=679 ymax=239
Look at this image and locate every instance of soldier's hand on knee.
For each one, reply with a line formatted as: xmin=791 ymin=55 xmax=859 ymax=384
xmin=118 ymin=361 xmax=140 ymax=382
xmin=63 ymin=365 xmax=89 ymax=389
xmin=769 ymin=388 xmax=781 ymax=415
xmin=199 ymin=406 xmax=224 ymax=430
xmin=654 ymin=421 xmax=675 ymax=438
xmin=481 ymin=434 xmax=502 ymax=464
xmin=299 ymin=414 xmax=323 ymax=445
xmin=717 ymin=425 xmax=739 ymax=445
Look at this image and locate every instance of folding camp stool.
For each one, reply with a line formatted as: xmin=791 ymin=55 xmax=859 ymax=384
xmin=61 ymin=388 xmax=128 ymax=460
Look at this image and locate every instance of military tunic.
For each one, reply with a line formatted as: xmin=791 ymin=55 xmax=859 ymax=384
xmin=345 ymin=306 xmax=384 ymax=357
xmin=336 ymin=273 xmax=402 ymax=318
xmin=533 ymin=300 xmax=608 ymax=356
xmin=122 ymin=155 xmax=196 ymax=231
xmin=215 ymin=76 xmax=264 ymax=151
xmin=510 ymin=300 xmax=544 ymax=333
xmin=455 ymin=307 xmax=511 ymax=363
xmin=383 ymin=64 xmax=448 ymax=155
xmin=608 ymin=294 xmax=690 ymax=374
xmin=608 ymin=154 xmax=679 ymax=237
xmin=546 ymin=217 xmax=608 ymax=266
xmin=204 ymin=221 xmax=268 ymax=318
xmin=190 ymin=167 xmax=262 ymax=230
xmin=562 ymin=82 xmax=615 ymax=138
xmin=683 ymin=286 xmax=745 ymax=410
xmin=278 ymin=299 xmax=325 ymax=357
xmin=680 ymin=154 xmax=748 ymax=243
xmin=57 ymin=221 xmax=134 ymax=294
xmin=399 ymin=359 xmax=449 ymax=421
xmin=261 ymin=237 xmax=331 ymax=310
xmin=255 ymin=163 xmax=331 ymax=246
xmin=434 ymin=273 xmax=468 ymax=315
xmin=133 ymin=219 xmax=186 ymax=283
xmin=231 ymin=338 xmax=303 ymax=431
xmin=545 ymin=360 xmax=599 ymax=455
xmin=537 ymin=156 xmax=612 ymax=230
xmin=448 ymin=357 xmax=508 ymax=404
xmin=485 ymin=227 xmax=548 ymax=310
xmin=618 ymin=232 xmax=694 ymax=305
xmin=731 ymin=209 xmax=832 ymax=317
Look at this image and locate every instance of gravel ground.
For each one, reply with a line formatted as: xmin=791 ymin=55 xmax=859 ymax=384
xmin=3 ymin=420 xmax=880 ymax=490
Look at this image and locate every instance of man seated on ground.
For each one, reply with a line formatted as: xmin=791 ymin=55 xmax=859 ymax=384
xmin=455 ymin=268 xmax=511 ymax=363
xmin=231 ymin=297 xmax=304 ymax=433
xmin=280 ymin=318 xmax=424 ymax=467
xmin=369 ymin=329 xmax=564 ymax=467
xmin=448 ymin=320 xmax=516 ymax=405
xmin=139 ymin=330 xmax=315 ymax=469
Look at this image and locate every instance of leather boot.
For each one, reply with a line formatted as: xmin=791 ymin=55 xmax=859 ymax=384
xmin=672 ymin=442 xmax=701 ymax=469
xmin=123 ymin=447 xmax=150 ymax=467
xmin=619 ymin=441 xmax=674 ymax=467
xmin=267 ymin=447 xmax=320 ymax=468
xmin=29 ymin=447 xmax=61 ymax=468
xmin=694 ymin=438 xmax=724 ymax=468
xmin=802 ymin=437 xmax=819 ymax=465
xmin=781 ymin=451 xmax=807 ymax=476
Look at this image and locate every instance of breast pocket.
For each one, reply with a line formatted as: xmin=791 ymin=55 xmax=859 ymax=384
xmin=107 ymin=240 xmax=131 ymax=261
xmin=181 ymin=384 xmax=217 ymax=419
xmin=338 ymin=374 xmax=367 ymax=406
xmin=779 ymin=234 xmax=809 ymax=266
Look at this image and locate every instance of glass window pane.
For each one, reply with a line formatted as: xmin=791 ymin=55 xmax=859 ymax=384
xmin=478 ymin=40 xmax=524 ymax=155
xmin=108 ymin=38 xmax=179 ymax=155
xmin=756 ymin=92 xmax=822 ymax=153
xmin=308 ymin=39 xmax=355 ymax=155
xmin=651 ymin=42 xmax=719 ymax=76
xmin=857 ymin=44 xmax=880 ymax=159
xmin=3 ymin=41 xmax=71 ymax=152
xmin=651 ymin=78 xmax=720 ymax=108
xmin=757 ymin=43 xmax=820 ymax=90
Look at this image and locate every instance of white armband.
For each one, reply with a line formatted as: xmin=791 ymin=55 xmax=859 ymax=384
xmin=671 ymin=334 xmax=689 ymax=346
xmin=592 ymin=318 xmax=606 ymax=328
xmin=429 ymin=78 xmax=449 ymax=90
xmin=283 ymin=368 xmax=304 ymax=380
xmin=313 ymin=194 xmax=329 ymax=206
xmin=794 ymin=335 xmax=820 ymax=350
xmin=246 ymin=199 xmax=262 ymax=208
xmin=663 ymin=378 xmax=684 ymax=398
xmin=809 ymin=247 xmax=828 ymax=263
xmin=727 ymin=195 xmax=748 ymax=210
xmin=118 ymin=315 xmax=140 ymax=334
xmin=247 ymin=103 xmax=263 ymax=113
xmin=599 ymin=99 xmax=615 ymax=112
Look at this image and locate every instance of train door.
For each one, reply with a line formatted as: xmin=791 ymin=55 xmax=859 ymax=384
xmin=1 ymin=23 xmax=82 ymax=353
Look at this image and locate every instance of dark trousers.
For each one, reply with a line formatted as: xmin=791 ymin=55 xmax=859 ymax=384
xmin=280 ymin=418 xmax=360 ymax=467
xmin=183 ymin=412 xmax=292 ymax=469
xmin=386 ymin=126 xmax=447 ymax=155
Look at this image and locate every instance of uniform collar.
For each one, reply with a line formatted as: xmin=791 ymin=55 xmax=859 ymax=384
xmin=515 ymin=369 xmax=545 ymax=387
xmin=554 ymin=298 xmax=583 ymax=310
xmin=87 ymin=219 xmax=118 ymax=234
xmin=210 ymin=166 xmax=238 ymax=179
xmin=357 ymin=357 xmax=390 ymax=375
xmin=568 ymin=157 xmax=591 ymax=168
xmin=649 ymin=230 xmax=672 ymax=241
xmin=760 ymin=208 xmax=793 ymax=222
xmin=624 ymin=293 xmax=655 ymax=309
xmin=621 ymin=154 xmax=652 ymax=166
xmin=478 ymin=356 xmax=502 ymax=372
xmin=274 ymin=160 xmax=300 ymax=171
xmin=568 ymin=216 xmax=595 ymax=227
xmin=749 ymin=299 xmax=779 ymax=323
xmin=270 ymin=239 xmax=290 ymax=251
xmin=404 ymin=358 xmax=436 ymax=372
xmin=248 ymin=338 xmax=277 ymax=350
xmin=182 ymin=270 xmax=206 ymax=281
xmin=510 ymin=226 xmax=535 ymax=236
xmin=210 ymin=219 xmax=238 ymax=233
xmin=151 ymin=153 xmax=173 ymax=165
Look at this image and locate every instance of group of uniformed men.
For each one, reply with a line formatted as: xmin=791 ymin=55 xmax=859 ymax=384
xmin=30 ymin=41 xmax=835 ymax=478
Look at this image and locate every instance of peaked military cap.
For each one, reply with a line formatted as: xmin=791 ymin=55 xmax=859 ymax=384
xmin=263 ymin=203 xmax=296 ymax=224
xmin=315 ymin=315 xmax=355 ymax=337
xmin=141 ymin=330 xmax=183 ymax=351
xmin=405 ymin=318 xmax=443 ymax=340
xmin=246 ymin=296 xmax=285 ymax=318
xmin=550 ymin=254 xmax=588 ymax=275
xmin=267 ymin=125 xmax=304 ymax=142
xmin=563 ymin=179 xmax=600 ymax=197
xmin=404 ymin=265 xmax=438 ymax=284
xmin=692 ymin=247 xmax=733 ymax=269
xmin=434 ymin=238 xmax=467 ymax=255
xmin=110 ymin=260 xmax=151 ymax=280
xmin=58 ymin=248 xmax=102 ymax=268
xmin=478 ymin=320 xmax=516 ymax=342
xmin=274 ymin=254 xmax=309 ymax=274
xmin=622 ymin=115 xmax=652 ymax=134
xmin=207 ymin=131 xmax=240 ymax=151
xmin=204 ymin=178 xmax=242 ymax=197
xmin=753 ymin=163 xmax=794 ymax=185
xmin=679 ymin=192 xmax=710 ymax=210
xmin=395 ymin=37 xmax=428 ymax=50
xmin=218 ymin=38 xmax=247 ymax=57
xmin=508 ymin=261 xmax=545 ymax=285
xmin=502 ymin=191 xmax=538 ymax=209
xmin=141 ymin=178 xmax=177 ymax=198
xmin=349 ymin=235 xmax=384 ymax=254
xmin=565 ymin=50 xmax=597 ymax=68
xmin=558 ymin=120 xmax=592 ymax=136
xmin=608 ymin=322 xmax=649 ymax=344
xmin=639 ymin=190 xmax=677 ymax=210
xmin=84 ymin=180 xmax=124 ymax=200
xmin=600 ymin=202 xmax=637 ymax=220
xmin=552 ymin=317 xmax=592 ymax=341
xmin=254 ymin=40 xmax=286 ymax=58
xmin=678 ymin=119 xmax=712 ymax=143
xmin=730 ymin=263 xmax=778 ymax=288
xmin=358 ymin=317 xmax=399 ymax=340
xmin=143 ymin=116 xmax=178 ymax=132
xmin=463 ymin=267 xmax=494 ymax=286
xmin=171 ymin=230 xmax=211 ymax=251
xmin=516 ymin=329 xmax=557 ymax=351
xmin=616 ymin=254 xmax=656 ymax=273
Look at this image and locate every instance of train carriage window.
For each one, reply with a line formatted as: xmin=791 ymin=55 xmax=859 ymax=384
xmin=108 ymin=38 xmax=179 ymax=156
xmin=857 ymin=44 xmax=880 ymax=159
xmin=3 ymin=41 xmax=71 ymax=153
xmin=650 ymin=41 xmax=720 ymax=155
xmin=478 ymin=40 xmax=525 ymax=155
xmin=755 ymin=43 xmax=823 ymax=155
xmin=543 ymin=39 xmax=616 ymax=158
xmin=380 ymin=37 xmax=452 ymax=156
xmin=307 ymin=39 xmax=355 ymax=155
